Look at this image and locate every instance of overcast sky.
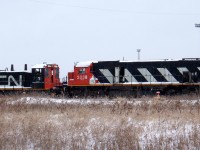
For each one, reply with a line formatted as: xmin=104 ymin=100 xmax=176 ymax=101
xmin=0 ymin=0 xmax=200 ymax=78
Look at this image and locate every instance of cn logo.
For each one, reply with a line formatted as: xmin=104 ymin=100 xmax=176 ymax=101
xmin=0 ymin=75 xmax=22 ymax=86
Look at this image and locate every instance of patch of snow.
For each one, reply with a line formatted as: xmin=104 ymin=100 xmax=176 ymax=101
xmin=32 ymin=64 xmax=47 ymax=69
xmin=75 ymin=61 xmax=97 ymax=67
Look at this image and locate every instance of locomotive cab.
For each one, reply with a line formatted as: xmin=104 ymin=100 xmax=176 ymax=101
xmin=68 ymin=61 xmax=98 ymax=86
xmin=32 ymin=63 xmax=61 ymax=90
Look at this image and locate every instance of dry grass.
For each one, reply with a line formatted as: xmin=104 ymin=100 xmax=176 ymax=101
xmin=0 ymin=95 xmax=200 ymax=149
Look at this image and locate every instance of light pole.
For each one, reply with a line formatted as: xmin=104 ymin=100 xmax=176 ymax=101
xmin=195 ymin=24 xmax=200 ymax=27
xmin=137 ymin=49 xmax=141 ymax=60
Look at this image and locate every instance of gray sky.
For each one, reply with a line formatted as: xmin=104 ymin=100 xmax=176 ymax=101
xmin=0 ymin=0 xmax=200 ymax=78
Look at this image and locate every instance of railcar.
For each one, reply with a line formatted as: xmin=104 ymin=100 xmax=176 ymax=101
xmin=0 ymin=63 xmax=61 ymax=94
xmin=67 ymin=58 xmax=200 ymax=97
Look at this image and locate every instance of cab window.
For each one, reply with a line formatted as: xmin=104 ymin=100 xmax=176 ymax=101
xmin=79 ymin=68 xmax=86 ymax=74
xmin=45 ymin=69 xmax=49 ymax=77
xmin=35 ymin=68 xmax=42 ymax=73
xmin=55 ymin=68 xmax=59 ymax=78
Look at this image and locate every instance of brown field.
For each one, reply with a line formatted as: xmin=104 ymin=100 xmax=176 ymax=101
xmin=0 ymin=94 xmax=200 ymax=149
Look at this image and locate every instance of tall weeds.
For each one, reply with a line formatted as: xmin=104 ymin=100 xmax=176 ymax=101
xmin=0 ymin=95 xmax=200 ymax=149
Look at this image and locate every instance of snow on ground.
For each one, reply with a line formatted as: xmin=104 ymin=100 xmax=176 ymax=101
xmin=7 ymin=96 xmax=200 ymax=106
xmin=4 ymin=96 xmax=200 ymax=149
xmin=8 ymin=96 xmax=117 ymax=106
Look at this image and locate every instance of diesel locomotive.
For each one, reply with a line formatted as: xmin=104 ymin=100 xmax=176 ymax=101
xmin=1 ymin=58 xmax=200 ymax=97
xmin=0 ymin=63 xmax=61 ymax=93
xmin=67 ymin=58 xmax=200 ymax=97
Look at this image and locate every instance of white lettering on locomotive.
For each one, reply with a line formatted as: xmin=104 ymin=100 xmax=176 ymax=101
xmin=0 ymin=75 xmax=22 ymax=86
xmin=77 ymin=75 xmax=88 ymax=80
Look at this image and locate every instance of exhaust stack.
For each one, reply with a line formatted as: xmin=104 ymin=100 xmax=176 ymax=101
xmin=24 ymin=64 xmax=27 ymax=71
xmin=11 ymin=64 xmax=14 ymax=71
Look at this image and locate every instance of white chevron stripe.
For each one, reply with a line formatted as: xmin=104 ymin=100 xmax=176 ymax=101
xmin=138 ymin=68 xmax=157 ymax=82
xmin=198 ymin=67 xmax=200 ymax=71
xmin=99 ymin=69 xmax=113 ymax=83
xmin=124 ymin=69 xmax=137 ymax=82
xmin=157 ymin=68 xmax=178 ymax=82
xmin=177 ymin=67 xmax=189 ymax=75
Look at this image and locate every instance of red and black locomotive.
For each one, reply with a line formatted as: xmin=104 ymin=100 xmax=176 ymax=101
xmin=1 ymin=58 xmax=200 ymax=97
xmin=67 ymin=58 xmax=200 ymax=97
xmin=0 ymin=63 xmax=61 ymax=93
